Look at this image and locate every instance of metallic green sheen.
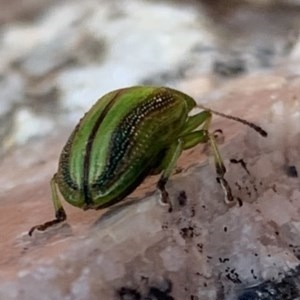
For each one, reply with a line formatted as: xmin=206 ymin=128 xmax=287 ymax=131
xmin=55 ymin=86 xmax=196 ymax=209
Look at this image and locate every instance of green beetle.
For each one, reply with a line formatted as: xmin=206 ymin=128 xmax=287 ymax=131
xmin=29 ymin=86 xmax=266 ymax=235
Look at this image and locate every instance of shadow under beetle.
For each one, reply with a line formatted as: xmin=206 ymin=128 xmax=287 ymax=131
xmin=29 ymin=86 xmax=267 ymax=235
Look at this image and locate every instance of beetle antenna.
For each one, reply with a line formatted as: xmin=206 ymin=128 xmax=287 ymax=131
xmin=197 ymin=104 xmax=267 ymax=137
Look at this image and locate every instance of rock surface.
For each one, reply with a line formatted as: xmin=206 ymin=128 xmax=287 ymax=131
xmin=1 ymin=74 xmax=300 ymax=300
xmin=1 ymin=1 xmax=300 ymax=300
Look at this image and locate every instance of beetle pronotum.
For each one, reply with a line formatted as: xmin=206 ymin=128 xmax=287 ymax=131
xmin=29 ymin=86 xmax=267 ymax=235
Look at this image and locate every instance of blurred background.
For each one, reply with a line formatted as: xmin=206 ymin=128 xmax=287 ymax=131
xmin=1 ymin=0 xmax=300 ymax=155
xmin=1 ymin=3 xmax=300 ymax=299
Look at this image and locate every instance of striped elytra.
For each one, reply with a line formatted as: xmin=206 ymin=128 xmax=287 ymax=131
xmin=56 ymin=86 xmax=195 ymax=209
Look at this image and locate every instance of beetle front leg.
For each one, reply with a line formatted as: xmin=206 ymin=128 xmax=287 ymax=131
xmin=157 ymin=140 xmax=183 ymax=212
xmin=29 ymin=173 xmax=67 ymax=236
xmin=208 ymin=133 xmax=234 ymax=204
xmin=181 ymin=110 xmax=211 ymax=135
xmin=182 ymin=129 xmax=235 ymax=204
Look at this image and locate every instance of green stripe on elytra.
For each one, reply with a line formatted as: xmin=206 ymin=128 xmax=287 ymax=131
xmin=82 ymin=89 xmax=125 ymax=206
xmin=92 ymin=89 xmax=176 ymax=190
xmin=60 ymin=127 xmax=81 ymax=191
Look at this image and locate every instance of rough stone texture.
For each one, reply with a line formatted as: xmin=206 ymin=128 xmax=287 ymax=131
xmin=1 ymin=74 xmax=300 ymax=299
xmin=1 ymin=0 xmax=300 ymax=299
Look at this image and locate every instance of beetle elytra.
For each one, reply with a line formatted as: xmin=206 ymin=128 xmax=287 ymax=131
xmin=29 ymin=86 xmax=267 ymax=235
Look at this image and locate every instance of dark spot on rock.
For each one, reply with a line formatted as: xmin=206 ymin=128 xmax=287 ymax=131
xmin=285 ymin=165 xmax=298 ymax=178
xmin=147 ymin=287 xmax=174 ymax=300
xmin=190 ymin=207 xmax=195 ymax=218
xmin=117 ymin=287 xmax=141 ymax=300
xmin=147 ymin=280 xmax=173 ymax=300
xmin=251 ymin=269 xmax=258 ymax=280
xmin=237 ymin=197 xmax=243 ymax=207
xmin=219 ymin=257 xmax=230 ymax=263
xmin=196 ymin=243 xmax=203 ymax=253
xmin=140 ymin=276 xmax=149 ymax=284
xmin=180 ymin=226 xmax=194 ymax=239
xmin=235 ymin=182 xmax=242 ymax=191
xmin=288 ymin=244 xmax=300 ymax=260
xmin=224 ymin=226 xmax=227 ymax=232
xmin=224 ymin=267 xmax=242 ymax=284
xmin=177 ymin=190 xmax=187 ymax=206
xmin=118 ymin=280 xmax=173 ymax=300
xmin=253 ymin=184 xmax=258 ymax=192
xmin=161 ymin=221 xmax=169 ymax=230
xmin=230 ymin=158 xmax=251 ymax=175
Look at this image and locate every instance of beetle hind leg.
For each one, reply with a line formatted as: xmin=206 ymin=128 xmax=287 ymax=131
xmin=156 ymin=140 xmax=183 ymax=212
xmin=29 ymin=174 xmax=67 ymax=236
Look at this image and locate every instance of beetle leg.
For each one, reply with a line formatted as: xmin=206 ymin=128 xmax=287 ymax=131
xmin=181 ymin=110 xmax=212 ymax=135
xmin=180 ymin=127 xmax=234 ymax=205
xmin=157 ymin=140 xmax=183 ymax=211
xmin=208 ymin=133 xmax=235 ymax=204
xmin=29 ymin=173 xmax=67 ymax=236
xmin=181 ymin=130 xmax=208 ymax=150
xmin=182 ymin=110 xmax=235 ymax=204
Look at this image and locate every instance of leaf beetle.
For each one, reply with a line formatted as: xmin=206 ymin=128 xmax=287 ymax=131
xmin=29 ymin=86 xmax=266 ymax=235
